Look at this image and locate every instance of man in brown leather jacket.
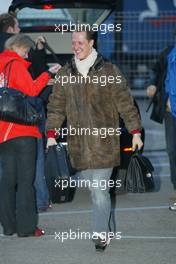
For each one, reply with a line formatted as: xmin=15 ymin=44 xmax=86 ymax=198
xmin=47 ymin=30 xmax=143 ymax=251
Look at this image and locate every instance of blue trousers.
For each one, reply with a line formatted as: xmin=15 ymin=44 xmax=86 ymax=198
xmin=76 ymin=168 xmax=113 ymax=233
xmin=165 ymin=112 xmax=176 ymax=189
xmin=34 ymin=138 xmax=49 ymax=210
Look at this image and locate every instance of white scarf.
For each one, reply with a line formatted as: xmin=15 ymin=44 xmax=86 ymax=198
xmin=74 ymin=48 xmax=98 ymax=78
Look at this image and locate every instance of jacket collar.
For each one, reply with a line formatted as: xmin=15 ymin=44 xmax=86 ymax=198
xmin=68 ymin=54 xmax=105 ymax=75
xmin=1 ymin=50 xmax=32 ymax=68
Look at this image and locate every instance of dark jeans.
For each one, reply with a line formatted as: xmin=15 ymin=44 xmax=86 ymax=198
xmin=165 ymin=112 xmax=176 ymax=189
xmin=34 ymin=138 xmax=49 ymax=210
xmin=0 ymin=159 xmax=2 ymax=182
xmin=0 ymin=136 xmax=38 ymax=235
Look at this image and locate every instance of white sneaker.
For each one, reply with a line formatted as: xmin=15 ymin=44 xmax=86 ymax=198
xmin=169 ymin=202 xmax=176 ymax=211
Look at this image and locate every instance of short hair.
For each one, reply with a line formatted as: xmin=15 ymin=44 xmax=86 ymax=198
xmin=72 ymin=28 xmax=95 ymax=41
xmin=85 ymin=30 xmax=96 ymax=41
xmin=0 ymin=13 xmax=16 ymax=32
xmin=5 ymin=34 xmax=35 ymax=51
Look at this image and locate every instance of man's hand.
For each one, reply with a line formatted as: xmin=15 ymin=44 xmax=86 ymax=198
xmin=166 ymin=98 xmax=171 ymax=112
xmin=146 ymin=85 xmax=157 ymax=98
xmin=46 ymin=138 xmax=57 ymax=149
xmin=132 ymin=134 xmax=143 ymax=151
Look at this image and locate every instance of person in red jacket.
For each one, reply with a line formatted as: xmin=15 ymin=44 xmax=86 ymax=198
xmin=0 ymin=34 xmax=60 ymax=237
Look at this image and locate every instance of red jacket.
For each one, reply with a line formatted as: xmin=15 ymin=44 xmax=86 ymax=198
xmin=0 ymin=50 xmax=51 ymax=143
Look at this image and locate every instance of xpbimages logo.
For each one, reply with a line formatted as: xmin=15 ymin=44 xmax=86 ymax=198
xmin=54 ymin=178 xmax=122 ymax=191
xmin=54 ymin=21 xmax=122 ymax=34
xmin=54 ymin=229 xmax=122 ymax=243
xmin=54 ymin=126 xmax=122 ymax=139
xmin=55 ymin=74 xmax=122 ymax=87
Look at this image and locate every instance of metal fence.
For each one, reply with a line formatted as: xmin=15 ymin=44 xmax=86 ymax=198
xmin=98 ymin=10 xmax=176 ymax=89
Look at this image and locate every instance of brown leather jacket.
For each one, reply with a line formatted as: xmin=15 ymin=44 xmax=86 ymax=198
xmin=47 ymin=55 xmax=142 ymax=170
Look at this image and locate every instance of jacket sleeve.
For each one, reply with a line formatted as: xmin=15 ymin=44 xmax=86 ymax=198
xmin=148 ymin=47 xmax=170 ymax=87
xmin=11 ymin=61 xmax=51 ymax=96
xmin=111 ymin=64 xmax=142 ymax=133
xmin=46 ymin=69 xmax=66 ymax=131
xmin=149 ymin=61 xmax=160 ymax=86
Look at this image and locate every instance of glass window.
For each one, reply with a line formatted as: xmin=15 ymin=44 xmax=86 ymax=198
xmin=16 ymin=7 xmax=109 ymax=30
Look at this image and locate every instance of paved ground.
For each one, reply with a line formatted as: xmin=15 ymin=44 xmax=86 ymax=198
xmin=0 ymin=97 xmax=176 ymax=264
xmin=0 ymin=175 xmax=176 ymax=264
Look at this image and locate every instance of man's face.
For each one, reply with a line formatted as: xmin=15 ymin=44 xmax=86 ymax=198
xmin=72 ymin=31 xmax=94 ymax=60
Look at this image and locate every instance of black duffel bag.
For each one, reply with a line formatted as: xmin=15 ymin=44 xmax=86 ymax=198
xmin=45 ymin=143 xmax=76 ymax=203
xmin=126 ymin=150 xmax=155 ymax=193
xmin=0 ymin=60 xmax=43 ymax=125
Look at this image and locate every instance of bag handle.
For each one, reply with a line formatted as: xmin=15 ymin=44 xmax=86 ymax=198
xmin=3 ymin=59 xmax=17 ymax=88
xmin=39 ymin=38 xmax=62 ymax=65
xmin=133 ymin=148 xmax=142 ymax=154
xmin=132 ymin=149 xmax=154 ymax=171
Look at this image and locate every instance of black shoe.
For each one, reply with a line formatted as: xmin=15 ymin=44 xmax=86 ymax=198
xmin=3 ymin=230 xmax=16 ymax=236
xmin=92 ymin=233 xmax=110 ymax=252
xmin=18 ymin=233 xmax=34 ymax=237
xmin=18 ymin=227 xmax=45 ymax=237
xmin=38 ymin=207 xmax=48 ymax=213
xmin=95 ymin=242 xmax=107 ymax=252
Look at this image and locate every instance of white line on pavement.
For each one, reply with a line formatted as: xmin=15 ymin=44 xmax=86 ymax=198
xmin=122 ymin=235 xmax=176 ymax=240
xmin=145 ymin=130 xmax=164 ymax=135
xmin=144 ymin=152 xmax=167 ymax=157
xmin=37 ymin=205 xmax=169 ymax=217
xmin=152 ymin=163 xmax=169 ymax=167
xmin=1 ymin=234 xmax=176 ymax=240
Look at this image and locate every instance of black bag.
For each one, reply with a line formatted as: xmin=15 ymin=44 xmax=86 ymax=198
xmin=149 ymin=92 xmax=166 ymax=124
xmin=0 ymin=60 xmax=43 ymax=125
xmin=126 ymin=150 xmax=155 ymax=193
xmin=146 ymin=85 xmax=167 ymax=124
xmin=45 ymin=143 xmax=76 ymax=203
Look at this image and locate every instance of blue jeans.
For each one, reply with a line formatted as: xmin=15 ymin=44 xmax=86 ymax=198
xmin=77 ymin=168 xmax=113 ymax=233
xmin=165 ymin=112 xmax=176 ymax=189
xmin=34 ymin=138 xmax=49 ymax=210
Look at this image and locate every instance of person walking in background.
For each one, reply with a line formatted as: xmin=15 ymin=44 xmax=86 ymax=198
xmin=0 ymin=34 xmax=59 ymax=236
xmin=146 ymin=41 xmax=176 ymax=210
xmin=46 ymin=30 xmax=143 ymax=251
